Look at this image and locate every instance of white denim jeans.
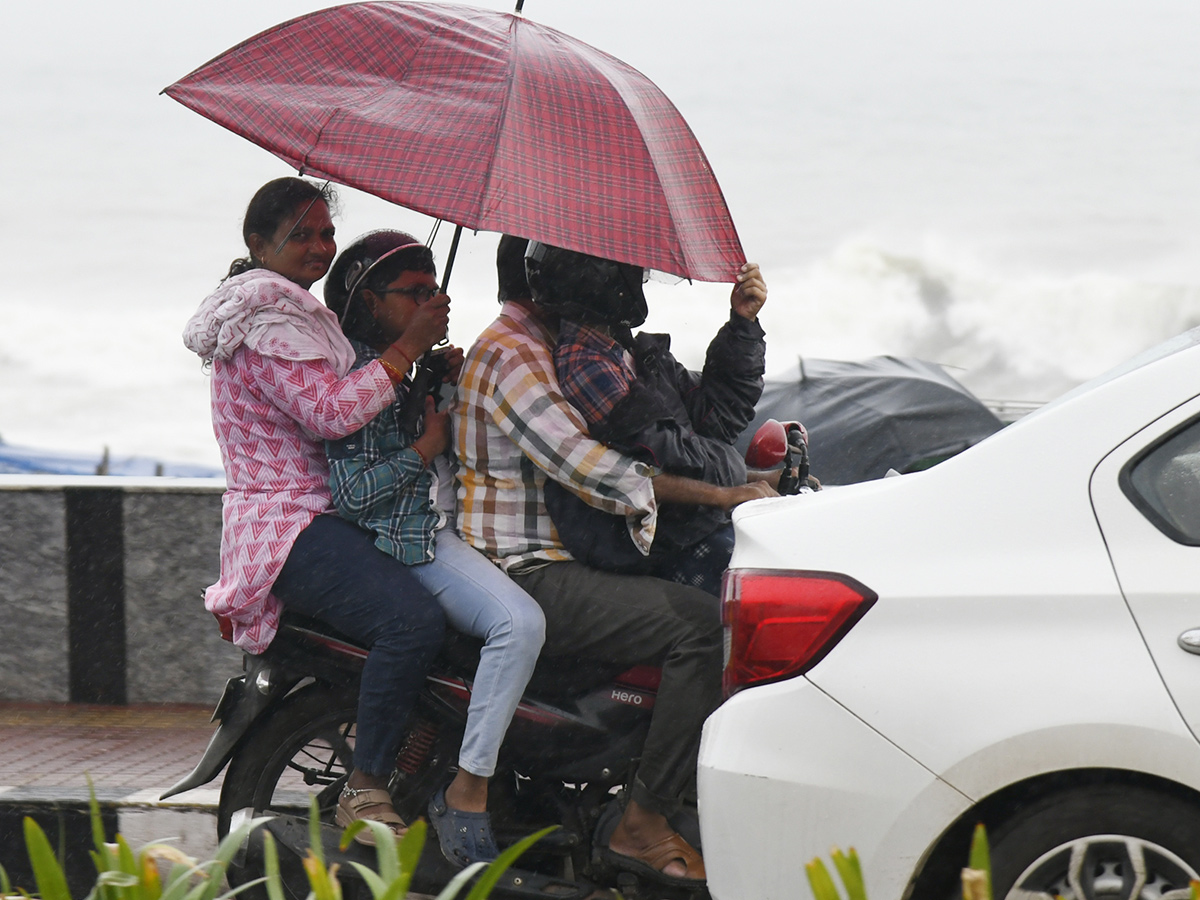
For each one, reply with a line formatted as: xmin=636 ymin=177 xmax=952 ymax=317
xmin=410 ymin=528 xmax=546 ymax=777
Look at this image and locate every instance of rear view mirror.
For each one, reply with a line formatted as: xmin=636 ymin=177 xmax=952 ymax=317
xmin=746 ymin=419 xmax=789 ymax=469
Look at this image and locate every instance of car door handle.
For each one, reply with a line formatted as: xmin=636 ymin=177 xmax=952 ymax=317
xmin=1179 ymin=629 xmax=1200 ymax=654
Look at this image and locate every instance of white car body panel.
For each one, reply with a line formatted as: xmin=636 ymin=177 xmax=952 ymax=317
xmin=1091 ymin=393 xmax=1200 ymax=740
xmin=699 ymin=679 xmax=970 ymax=900
xmin=700 ymin=332 xmax=1200 ymax=900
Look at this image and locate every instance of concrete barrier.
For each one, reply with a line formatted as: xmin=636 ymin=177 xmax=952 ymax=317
xmin=0 ymin=476 xmax=241 ymax=705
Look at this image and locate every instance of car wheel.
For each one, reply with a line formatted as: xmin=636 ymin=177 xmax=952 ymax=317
xmin=988 ymin=784 xmax=1200 ymax=900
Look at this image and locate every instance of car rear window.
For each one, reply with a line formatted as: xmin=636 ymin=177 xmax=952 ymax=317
xmin=1124 ymin=416 xmax=1200 ymax=545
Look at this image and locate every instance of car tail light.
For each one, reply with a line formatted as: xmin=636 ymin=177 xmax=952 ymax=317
xmin=722 ymin=569 xmax=877 ymax=697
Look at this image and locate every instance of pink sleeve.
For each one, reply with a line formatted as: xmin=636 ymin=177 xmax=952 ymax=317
xmin=247 ymin=349 xmax=396 ymax=440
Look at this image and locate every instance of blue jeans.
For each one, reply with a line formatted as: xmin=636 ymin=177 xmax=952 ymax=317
xmin=409 ymin=529 xmax=545 ymax=777
xmin=272 ymin=514 xmax=446 ymax=777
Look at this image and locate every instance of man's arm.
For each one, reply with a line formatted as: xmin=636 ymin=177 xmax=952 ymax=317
xmin=490 ymin=338 xmax=656 ymax=514
xmin=652 ymin=472 xmax=777 ymax=509
xmin=663 ymin=263 xmax=769 ymax=444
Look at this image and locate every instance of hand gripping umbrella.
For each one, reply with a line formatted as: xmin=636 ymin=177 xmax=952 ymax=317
xmin=163 ymin=1 xmax=745 ymax=284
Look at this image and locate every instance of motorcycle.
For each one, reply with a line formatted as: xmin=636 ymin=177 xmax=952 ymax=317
xmin=162 ymin=420 xmax=808 ymax=900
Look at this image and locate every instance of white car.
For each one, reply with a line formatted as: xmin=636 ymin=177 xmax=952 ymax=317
xmin=699 ymin=328 xmax=1200 ymax=900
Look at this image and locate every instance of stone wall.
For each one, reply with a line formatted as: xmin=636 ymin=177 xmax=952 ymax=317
xmin=0 ymin=477 xmax=240 ymax=705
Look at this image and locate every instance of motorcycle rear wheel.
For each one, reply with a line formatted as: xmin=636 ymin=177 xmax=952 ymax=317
xmin=217 ymin=684 xmax=359 ymax=838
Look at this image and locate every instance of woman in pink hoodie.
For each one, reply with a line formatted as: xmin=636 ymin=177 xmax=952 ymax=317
xmin=183 ymin=177 xmax=445 ymax=845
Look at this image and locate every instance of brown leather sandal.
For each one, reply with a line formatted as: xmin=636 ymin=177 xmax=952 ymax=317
xmin=602 ymin=831 xmax=707 ymax=887
xmin=335 ymin=786 xmax=408 ymax=846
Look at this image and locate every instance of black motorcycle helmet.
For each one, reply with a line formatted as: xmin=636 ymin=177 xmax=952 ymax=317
xmin=524 ymin=241 xmax=648 ymax=329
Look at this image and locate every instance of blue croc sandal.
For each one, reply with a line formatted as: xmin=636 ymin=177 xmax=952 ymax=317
xmin=428 ymin=785 xmax=500 ymax=868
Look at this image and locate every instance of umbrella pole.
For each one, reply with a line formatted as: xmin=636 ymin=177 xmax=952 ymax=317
xmin=440 ymin=224 xmax=463 ymax=293
xmin=397 ymin=221 xmax=462 ymax=433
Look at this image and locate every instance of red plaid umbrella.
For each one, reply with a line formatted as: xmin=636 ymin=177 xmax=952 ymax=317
xmin=164 ymin=2 xmax=745 ymax=282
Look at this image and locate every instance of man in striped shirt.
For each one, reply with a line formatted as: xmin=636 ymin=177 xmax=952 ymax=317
xmin=451 ymin=236 xmax=773 ymax=887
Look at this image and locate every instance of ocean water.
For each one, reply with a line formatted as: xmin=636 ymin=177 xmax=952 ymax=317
xmin=3 ymin=0 xmax=1200 ymax=467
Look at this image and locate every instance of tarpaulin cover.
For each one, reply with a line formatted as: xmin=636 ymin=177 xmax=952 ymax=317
xmin=0 ymin=442 xmax=221 ymax=477
xmin=738 ymin=356 xmax=1004 ymax=485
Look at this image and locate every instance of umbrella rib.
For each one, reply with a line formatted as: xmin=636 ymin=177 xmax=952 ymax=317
xmin=299 ymin=110 xmax=338 ymax=176
xmin=473 ymin=14 xmax=521 ymax=229
xmin=581 ymin=54 xmax=715 ymax=278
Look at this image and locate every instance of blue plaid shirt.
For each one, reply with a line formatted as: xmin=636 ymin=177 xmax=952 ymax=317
xmin=553 ymin=321 xmax=634 ymax=430
xmin=326 ymin=340 xmax=444 ymax=565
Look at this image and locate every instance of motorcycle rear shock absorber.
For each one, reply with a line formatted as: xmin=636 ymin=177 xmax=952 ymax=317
xmin=395 ymin=716 xmax=439 ymax=774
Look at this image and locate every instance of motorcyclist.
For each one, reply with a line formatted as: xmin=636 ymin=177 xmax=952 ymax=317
xmin=323 ymin=231 xmax=546 ymax=867
xmin=450 ymin=235 xmax=776 ymax=889
xmin=538 ymin=242 xmax=775 ymax=595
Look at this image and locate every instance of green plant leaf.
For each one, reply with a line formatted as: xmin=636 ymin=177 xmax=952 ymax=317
xmin=212 ymin=816 xmax=274 ymax=875
xmin=395 ymin=819 xmax=426 ymax=897
xmin=117 ymin=834 xmax=139 ymax=876
xmin=352 ymin=820 xmax=405 ymax=881
xmin=462 ymin=826 xmax=557 ymax=900
xmin=157 ymin=864 xmax=200 ymax=900
xmin=24 ymin=818 xmax=72 ymax=900
xmin=97 ymin=871 xmax=141 ymax=888
xmin=378 ymin=874 xmax=414 ymax=900
xmin=337 ymin=821 xmax=367 ymax=851
xmin=218 ymin=876 xmax=273 ymax=900
xmin=967 ymin=823 xmax=992 ymax=900
xmin=381 ymin=819 xmax=428 ymax=900
xmin=370 ymin=821 xmax=400 ymax=885
xmin=831 ymin=847 xmax=867 ymax=900
xmin=806 ymin=857 xmax=843 ymax=900
xmin=346 ymin=863 xmax=389 ymax=899
xmin=157 ymin=859 xmax=209 ymax=900
xmin=86 ymin=779 xmax=120 ymax=892
xmin=178 ymin=869 xmax=221 ymax=900
xmin=88 ymin=779 xmax=108 ymax=853
xmin=309 ymin=797 xmax=325 ymax=869
xmin=432 ymin=862 xmax=486 ymax=900
xmin=193 ymin=861 xmax=228 ymax=900
xmin=0 ymin=860 xmax=11 ymax=896
xmin=302 ymin=851 xmax=338 ymax=900
xmin=261 ymin=830 xmax=285 ymax=900
xmin=968 ymin=824 xmax=991 ymax=876
xmin=141 ymin=851 xmax=164 ymax=900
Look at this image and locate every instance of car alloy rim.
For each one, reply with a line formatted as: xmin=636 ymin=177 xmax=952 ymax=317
xmin=1007 ymin=834 xmax=1198 ymax=900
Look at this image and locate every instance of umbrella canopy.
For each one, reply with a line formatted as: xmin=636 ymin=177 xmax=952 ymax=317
xmin=737 ymin=356 xmax=1005 ymax=485
xmin=164 ymin=2 xmax=745 ymax=282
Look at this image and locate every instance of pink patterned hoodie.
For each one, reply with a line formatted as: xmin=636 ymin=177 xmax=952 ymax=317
xmin=183 ymin=270 xmax=396 ymax=652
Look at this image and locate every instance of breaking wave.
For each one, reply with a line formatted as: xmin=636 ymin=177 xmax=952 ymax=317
xmin=647 ymin=236 xmax=1200 ymax=409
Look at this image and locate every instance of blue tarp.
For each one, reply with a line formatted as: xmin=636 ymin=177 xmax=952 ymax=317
xmin=0 ymin=441 xmax=222 ymax=477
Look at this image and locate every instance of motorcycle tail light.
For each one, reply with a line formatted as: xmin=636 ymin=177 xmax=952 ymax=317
xmin=721 ymin=569 xmax=877 ymax=698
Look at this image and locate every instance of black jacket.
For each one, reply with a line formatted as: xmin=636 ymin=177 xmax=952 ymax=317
xmin=546 ymin=313 xmax=766 ymax=569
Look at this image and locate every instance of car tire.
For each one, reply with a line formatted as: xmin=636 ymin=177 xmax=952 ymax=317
xmin=987 ymin=783 xmax=1200 ymax=900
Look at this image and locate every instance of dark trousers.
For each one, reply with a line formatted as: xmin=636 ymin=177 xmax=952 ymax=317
xmin=273 ymin=514 xmax=446 ymax=776
xmin=511 ymin=561 xmax=722 ymax=816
